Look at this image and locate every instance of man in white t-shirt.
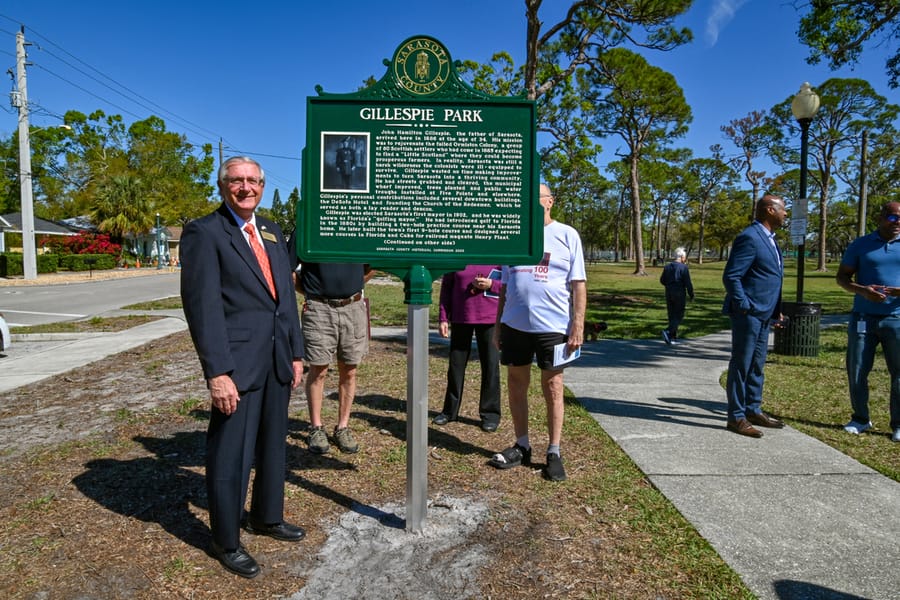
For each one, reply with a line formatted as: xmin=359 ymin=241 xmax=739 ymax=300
xmin=489 ymin=183 xmax=587 ymax=481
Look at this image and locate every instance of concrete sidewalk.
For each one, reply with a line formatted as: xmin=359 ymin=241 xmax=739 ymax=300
xmin=3 ymin=314 xmax=898 ymax=598
xmin=0 ymin=310 xmax=187 ymax=393
xmin=566 ymin=331 xmax=899 ymax=600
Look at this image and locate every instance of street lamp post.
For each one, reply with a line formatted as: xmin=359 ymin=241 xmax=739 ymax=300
xmin=155 ymin=213 xmax=163 ymax=270
xmin=791 ymin=82 xmax=820 ymax=303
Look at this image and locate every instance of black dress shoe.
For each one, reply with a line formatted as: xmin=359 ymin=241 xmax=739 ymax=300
xmin=481 ymin=421 xmax=499 ymax=432
xmin=244 ymin=520 xmax=306 ymax=542
xmin=210 ymin=542 xmax=260 ymax=578
xmin=726 ymin=418 xmax=763 ymax=438
xmin=747 ymin=411 xmax=785 ymax=428
xmin=432 ymin=413 xmax=452 ymax=426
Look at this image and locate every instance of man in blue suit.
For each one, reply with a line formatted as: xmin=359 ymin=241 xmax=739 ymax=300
xmin=722 ymin=195 xmax=788 ymax=438
xmin=181 ymin=156 xmax=305 ymax=578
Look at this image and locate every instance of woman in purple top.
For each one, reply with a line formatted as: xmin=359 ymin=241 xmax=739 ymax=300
xmin=434 ymin=264 xmax=502 ymax=431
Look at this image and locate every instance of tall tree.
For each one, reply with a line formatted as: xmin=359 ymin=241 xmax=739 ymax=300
xmin=1 ymin=109 xmax=215 ymax=227
xmin=258 ymin=187 xmax=298 ymax=237
xmin=767 ymin=78 xmax=899 ymax=270
xmin=459 ymin=52 xmax=521 ymax=96
xmin=684 ymin=146 xmax=738 ymax=264
xmin=126 ymin=116 xmax=215 ymax=224
xmin=458 ymin=1 xmax=692 ymax=248
xmin=721 ymin=110 xmax=769 ymax=221
xmin=835 ymin=127 xmax=900 ymax=214
xmin=91 ymin=174 xmax=153 ymax=250
xmin=523 ymin=0 xmax=692 ymax=100
xmin=59 ymin=110 xmax=129 ymax=218
xmin=0 ymin=135 xmax=15 ymax=215
xmin=635 ymin=149 xmax=689 ymax=262
xmin=585 ymin=48 xmax=692 ymax=274
xmin=706 ymin=189 xmax=751 ymax=259
xmin=797 ymin=0 xmax=900 ymax=88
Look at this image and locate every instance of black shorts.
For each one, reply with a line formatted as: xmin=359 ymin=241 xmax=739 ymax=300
xmin=499 ymin=324 xmax=567 ymax=370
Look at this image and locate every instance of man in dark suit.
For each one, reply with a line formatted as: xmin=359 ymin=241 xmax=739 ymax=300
xmin=181 ymin=156 xmax=305 ymax=578
xmin=722 ymin=194 xmax=788 ymax=438
xmin=335 ymin=139 xmax=355 ymax=189
xmin=660 ymin=247 xmax=694 ymax=345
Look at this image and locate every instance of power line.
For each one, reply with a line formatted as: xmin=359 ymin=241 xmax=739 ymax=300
xmin=224 ymin=148 xmax=301 ymax=162
xmin=32 ymin=64 xmax=146 ymax=121
xmin=0 ymin=13 xmax=239 ymax=149
xmin=35 ymin=44 xmax=225 ymax=142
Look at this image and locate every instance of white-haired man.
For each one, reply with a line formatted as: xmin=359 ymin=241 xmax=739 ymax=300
xmin=660 ymin=247 xmax=694 ymax=345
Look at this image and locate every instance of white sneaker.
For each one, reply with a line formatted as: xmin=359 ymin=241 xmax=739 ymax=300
xmin=843 ymin=420 xmax=872 ymax=435
xmin=892 ymin=428 xmax=900 ymax=443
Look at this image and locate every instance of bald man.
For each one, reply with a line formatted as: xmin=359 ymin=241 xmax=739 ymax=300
xmin=722 ymin=195 xmax=788 ymax=438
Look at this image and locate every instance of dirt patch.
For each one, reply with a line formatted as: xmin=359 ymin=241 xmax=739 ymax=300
xmin=0 ymin=334 xmax=204 ymax=456
xmin=0 ymin=333 xmax=747 ymax=599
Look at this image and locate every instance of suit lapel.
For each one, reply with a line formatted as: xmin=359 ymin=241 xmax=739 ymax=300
xmin=217 ymin=205 xmax=274 ymax=298
xmin=753 ymin=224 xmax=782 ymax=273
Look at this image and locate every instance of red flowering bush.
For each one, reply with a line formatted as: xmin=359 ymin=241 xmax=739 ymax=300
xmin=45 ymin=232 xmax=121 ymax=256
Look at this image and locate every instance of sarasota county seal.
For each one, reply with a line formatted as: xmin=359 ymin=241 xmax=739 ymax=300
xmin=392 ymin=37 xmax=451 ymax=96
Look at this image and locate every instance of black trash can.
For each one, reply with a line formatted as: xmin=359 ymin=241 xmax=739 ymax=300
xmin=772 ymin=301 xmax=822 ymax=357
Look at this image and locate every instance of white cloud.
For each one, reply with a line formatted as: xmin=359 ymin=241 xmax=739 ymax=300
xmin=706 ymin=0 xmax=749 ymax=46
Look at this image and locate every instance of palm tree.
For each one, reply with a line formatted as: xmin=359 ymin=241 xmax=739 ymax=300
xmin=91 ymin=174 xmax=154 ymax=255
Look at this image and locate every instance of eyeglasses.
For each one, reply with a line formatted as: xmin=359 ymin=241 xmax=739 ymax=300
xmin=885 ymin=214 xmax=900 ymax=223
xmin=225 ymin=176 xmax=263 ymax=188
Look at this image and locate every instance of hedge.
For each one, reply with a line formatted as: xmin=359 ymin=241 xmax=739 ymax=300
xmin=58 ymin=254 xmax=118 ymax=271
xmin=0 ymin=253 xmax=59 ymax=277
xmin=0 ymin=253 xmax=116 ymax=276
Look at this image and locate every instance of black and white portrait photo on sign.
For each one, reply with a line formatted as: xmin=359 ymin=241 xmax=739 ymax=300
xmin=321 ymin=132 xmax=369 ymax=192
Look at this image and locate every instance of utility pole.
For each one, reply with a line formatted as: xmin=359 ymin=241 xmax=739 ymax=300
xmin=14 ymin=27 xmax=37 ymax=280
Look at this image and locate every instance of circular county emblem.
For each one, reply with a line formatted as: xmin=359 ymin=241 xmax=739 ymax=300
xmin=392 ymin=37 xmax=451 ymax=96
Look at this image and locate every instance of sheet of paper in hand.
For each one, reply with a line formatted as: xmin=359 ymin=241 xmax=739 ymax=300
xmin=552 ymin=342 xmax=581 ymax=367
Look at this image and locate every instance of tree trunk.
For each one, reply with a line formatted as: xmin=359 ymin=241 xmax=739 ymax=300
xmin=630 ymin=156 xmax=646 ymax=275
xmin=816 ymin=164 xmax=831 ymax=271
xmin=697 ymin=201 xmax=707 ymax=265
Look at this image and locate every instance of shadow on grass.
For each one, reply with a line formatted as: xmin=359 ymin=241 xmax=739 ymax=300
xmin=72 ymin=430 xmax=210 ymax=552
xmin=73 ymin=409 xmax=409 ymax=550
xmin=351 ymin=393 xmax=497 ymax=462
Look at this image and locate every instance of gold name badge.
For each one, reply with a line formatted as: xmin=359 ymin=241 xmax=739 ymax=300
xmin=261 ymin=231 xmax=278 ymax=243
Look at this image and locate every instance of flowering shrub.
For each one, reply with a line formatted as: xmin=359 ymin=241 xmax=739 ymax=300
xmin=44 ymin=232 xmax=121 ymax=256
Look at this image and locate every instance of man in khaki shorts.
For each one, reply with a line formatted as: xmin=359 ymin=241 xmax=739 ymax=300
xmin=296 ymin=262 xmax=371 ymax=454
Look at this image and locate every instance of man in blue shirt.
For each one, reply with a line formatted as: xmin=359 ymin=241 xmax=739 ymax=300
xmin=836 ymin=202 xmax=900 ymax=443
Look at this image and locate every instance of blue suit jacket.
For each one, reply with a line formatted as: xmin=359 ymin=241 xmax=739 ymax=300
xmin=180 ymin=203 xmax=303 ymax=392
xmin=722 ymin=222 xmax=783 ymax=320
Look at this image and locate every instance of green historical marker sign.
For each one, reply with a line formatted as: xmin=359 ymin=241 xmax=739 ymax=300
xmin=297 ymin=35 xmax=542 ymax=274
xmin=296 ymin=36 xmax=542 ymax=533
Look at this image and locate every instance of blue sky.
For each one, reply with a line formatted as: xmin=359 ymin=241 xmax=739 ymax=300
xmin=2 ymin=0 xmax=895 ymax=207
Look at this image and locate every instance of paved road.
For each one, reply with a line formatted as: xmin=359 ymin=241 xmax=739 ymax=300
xmin=0 ymin=272 xmax=180 ymax=327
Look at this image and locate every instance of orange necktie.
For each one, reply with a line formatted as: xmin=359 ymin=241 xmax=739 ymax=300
xmin=244 ymin=223 xmax=277 ymax=299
